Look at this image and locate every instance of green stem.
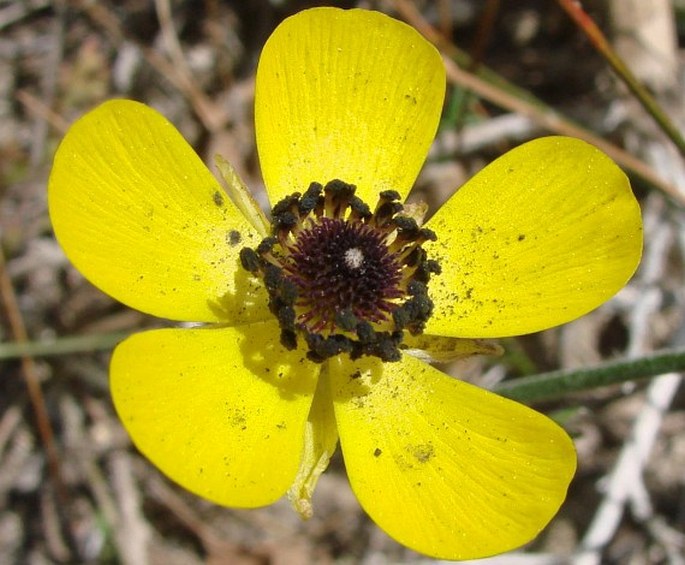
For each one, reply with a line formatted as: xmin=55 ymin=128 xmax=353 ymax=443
xmin=495 ymin=348 xmax=685 ymax=403
xmin=0 ymin=331 xmax=130 ymax=360
xmin=5 ymin=334 xmax=684 ymax=406
xmin=440 ymin=86 xmax=470 ymax=131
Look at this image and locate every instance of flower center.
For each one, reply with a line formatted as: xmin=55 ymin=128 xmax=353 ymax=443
xmin=240 ymin=180 xmax=440 ymax=362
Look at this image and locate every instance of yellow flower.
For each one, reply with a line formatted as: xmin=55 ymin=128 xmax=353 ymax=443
xmin=48 ymin=7 xmax=642 ymax=560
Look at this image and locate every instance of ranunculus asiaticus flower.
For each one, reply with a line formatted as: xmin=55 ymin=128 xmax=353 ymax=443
xmin=49 ymin=7 xmax=642 ymax=560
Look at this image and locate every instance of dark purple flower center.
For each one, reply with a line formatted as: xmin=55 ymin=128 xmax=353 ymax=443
xmin=284 ymin=217 xmax=403 ymax=332
xmin=240 ymin=180 xmax=440 ymax=362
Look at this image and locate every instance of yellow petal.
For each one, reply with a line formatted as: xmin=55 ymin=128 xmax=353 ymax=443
xmin=111 ymin=322 xmax=319 ymax=507
xmin=49 ymin=99 xmax=266 ymax=323
xmin=255 ymin=7 xmax=445 ymax=205
xmin=330 ymin=353 xmax=576 ymax=560
xmin=287 ymin=363 xmax=339 ymax=519
xmin=425 ymin=136 xmax=642 ymax=338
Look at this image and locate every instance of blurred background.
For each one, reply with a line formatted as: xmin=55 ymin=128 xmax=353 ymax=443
xmin=1 ymin=0 xmax=684 ymax=563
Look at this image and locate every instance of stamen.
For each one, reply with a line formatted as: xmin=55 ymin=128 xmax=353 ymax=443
xmin=240 ymin=179 xmax=440 ymax=362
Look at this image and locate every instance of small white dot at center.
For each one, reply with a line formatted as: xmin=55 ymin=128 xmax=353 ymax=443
xmin=344 ymin=247 xmax=364 ymax=269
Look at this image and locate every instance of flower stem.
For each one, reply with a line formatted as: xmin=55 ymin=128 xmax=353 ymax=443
xmin=495 ymin=347 xmax=685 ymax=403
xmin=6 ymin=333 xmax=684 ymax=407
xmin=0 ymin=331 xmax=129 ymax=360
